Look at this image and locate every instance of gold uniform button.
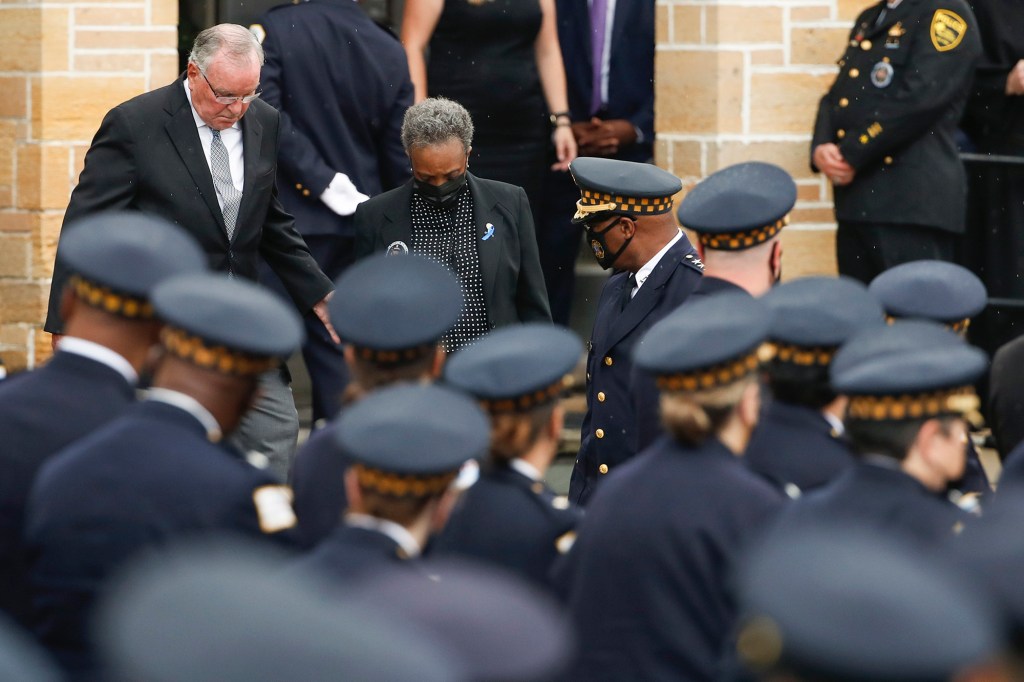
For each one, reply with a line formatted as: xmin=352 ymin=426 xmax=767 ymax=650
xmin=597 ymin=391 xmax=606 ymax=402
xmin=604 ymin=356 xmax=613 ymax=366
xmin=849 ymin=68 xmax=860 ymax=78
xmin=861 ymin=39 xmax=872 ymax=50
xmin=837 ymin=129 xmax=846 ymax=139
xmin=839 ymin=98 xmax=849 ymax=108
xmin=302 ymin=189 xmax=311 ymax=197
xmin=859 ymin=134 xmax=869 ymax=144
xmin=599 ymin=464 xmax=609 ymax=475
xmin=884 ymin=156 xmax=894 ymax=165
xmin=295 ymin=183 xmax=302 ymax=190
xmin=595 ymin=428 xmax=605 ymax=439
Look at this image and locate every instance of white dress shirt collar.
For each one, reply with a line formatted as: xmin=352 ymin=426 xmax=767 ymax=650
xmin=183 ymin=79 xmax=241 ymax=132
xmin=344 ymin=512 xmax=422 ymax=558
xmin=509 ymin=458 xmax=543 ymax=482
xmin=631 ymin=229 xmax=684 ymax=297
xmin=57 ymin=336 xmax=138 ymax=385
xmin=144 ymin=387 xmax=224 ymax=442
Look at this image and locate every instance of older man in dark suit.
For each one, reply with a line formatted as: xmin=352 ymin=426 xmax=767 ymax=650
xmin=253 ymin=2 xmax=413 ymax=424
xmin=354 ymin=98 xmax=551 ymax=350
xmin=43 ymin=24 xmax=334 ymax=477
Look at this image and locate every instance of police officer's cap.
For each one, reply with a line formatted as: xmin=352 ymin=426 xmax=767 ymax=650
xmin=869 ymin=260 xmax=987 ymax=329
xmin=735 ymin=525 xmax=1001 ymax=681
xmin=152 ymin=274 xmax=304 ymax=377
xmin=762 ymin=276 xmax=885 ymax=365
xmin=329 ymin=254 xmax=463 ymax=364
xmin=443 ymin=323 xmax=582 ymax=413
xmin=352 ymin=560 xmax=575 ymax=681
xmin=634 ymin=292 xmax=772 ymax=391
xmin=677 ymin=162 xmax=796 ymax=251
xmin=831 ymin=321 xmax=987 ymax=423
xmin=334 ymin=384 xmax=489 ymax=496
xmin=60 ymin=212 xmax=206 ymax=320
xmin=569 ymin=157 xmax=682 ymax=224
xmin=97 ymin=539 xmax=457 ymax=682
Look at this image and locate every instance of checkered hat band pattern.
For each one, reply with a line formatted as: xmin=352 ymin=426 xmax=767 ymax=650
xmin=655 ymin=350 xmax=761 ymax=392
xmin=479 ymin=376 xmax=572 ymax=414
xmin=71 ymin=276 xmax=154 ymax=320
xmin=354 ymin=464 xmax=458 ymax=498
xmin=846 ymin=386 xmax=979 ymax=422
xmin=578 ymin=190 xmax=674 ymax=215
xmin=698 ymin=217 xmax=788 ymax=251
xmin=770 ymin=343 xmax=835 ymax=367
xmin=161 ymin=327 xmax=279 ymax=377
xmin=354 ymin=343 xmax=435 ymax=368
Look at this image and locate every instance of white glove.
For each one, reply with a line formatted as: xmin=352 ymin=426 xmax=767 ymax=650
xmin=320 ymin=172 xmax=369 ymax=216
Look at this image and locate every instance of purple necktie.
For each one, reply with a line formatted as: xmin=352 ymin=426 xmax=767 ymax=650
xmin=590 ymin=0 xmax=608 ymax=114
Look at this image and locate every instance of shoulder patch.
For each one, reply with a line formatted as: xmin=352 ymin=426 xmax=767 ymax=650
xmin=552 ymin=495 xmax=570 ymax=510
xmin=252 ymin=485 xmax=296 ymax=533
xmin=249 ymin=24 xmax=266 ymax=45
xmin=930 ymin=9 xmax=966 ymax=52
xmin=555 ymin=530 xmax=577 ymax=555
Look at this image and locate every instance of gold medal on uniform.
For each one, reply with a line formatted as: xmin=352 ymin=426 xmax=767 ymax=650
xmin=871 ymin=61 xmax=894 ymax=88
xmin=886 ymin=21 xmax=905 ymax=48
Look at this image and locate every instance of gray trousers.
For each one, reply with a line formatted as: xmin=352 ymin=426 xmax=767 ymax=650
xmin=230 ymin=369 xmax=299 ymax=482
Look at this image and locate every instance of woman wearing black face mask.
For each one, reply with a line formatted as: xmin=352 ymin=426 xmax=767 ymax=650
xmin=353 ymin=98 xmax=552 ymax=352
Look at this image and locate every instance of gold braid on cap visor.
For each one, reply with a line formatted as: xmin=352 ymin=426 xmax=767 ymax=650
xmin=697 ymin=215 xmax=789 ymax=251
xmin=769 ymin=343 xmax=835 ymax=367
xmin=353 ymin=464 xmax=459 ymax=498
xmin=161 ymin=327 xmax=280 ymax=377
xmin=71 ymin=275 xmax=154 ymax=320
xmin=354 ymin=343 xmax=435 ymax=367
xmin=573 ymin=189 xmax=674 ymax=221
xmin=846 ymin=386 xmax=983 ymax=426
xmin=655 ymin=345 xmax=774 ymax=392
xmin=479 ymin=374 xmax=575 ymax=414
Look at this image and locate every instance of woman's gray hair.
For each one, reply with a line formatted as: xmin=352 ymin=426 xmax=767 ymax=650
xmin=189 ymin=24 xmax=265 ymax=71
xmin=401 ymin=98 xmax=474 ymax=153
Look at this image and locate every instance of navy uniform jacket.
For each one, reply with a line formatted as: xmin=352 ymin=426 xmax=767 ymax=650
xmin=774 ymin=461 xmax=970 ymax=547
xmin=291 ymin=425 xmax=349 ymax=549
xmin=24 ymin=400 xmax=297 ymax=676
xmin=555 ymin=436 xmax=784 ymax=681
xmin=745 ymin=401 xmax=855 ymax=494
xmin=354 ymin=174 xmax=552 ymax=327
xmin=555 ymin=0 xmax=654 ymax=162
xmin=810 ymin=0 xmax=981 ymax=232
xmin=993 ymin=440 xmax=1024 ymax=488
xmin=570 ymin=237 xmax=703 ymax=505
xmin=431 ymin=465 xmax=582 ymax=589
xmin=293 ymin=525 xmax=412 ymax=583
xmin=0 ymin=352 xmax=134 ymax=624
xmin=257 ymin=0 xmax=412 ymax=238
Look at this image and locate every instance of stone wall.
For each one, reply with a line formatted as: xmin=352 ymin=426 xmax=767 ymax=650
xmin=0 ymin=0 xmax=178 ymax=371
xmin=655 ymin=0 xmax=863 ymax=278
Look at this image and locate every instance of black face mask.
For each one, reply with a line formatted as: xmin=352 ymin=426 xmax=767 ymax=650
xmin=588 ymin=217 xmax=633 ymax=270
xmin=413 ymin=173 xmax=467 ymax=209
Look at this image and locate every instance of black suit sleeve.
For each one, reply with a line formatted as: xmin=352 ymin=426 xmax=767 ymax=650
xmin=512 ymin=187 xmax=553 ymax=322
xmin=45 ymin=106 xmax=138 ymax=333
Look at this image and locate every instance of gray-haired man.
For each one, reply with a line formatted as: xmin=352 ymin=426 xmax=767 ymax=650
xmin=44 ymin=24 xmax=335 ymax=478
xmin=353 ymin=97 xmax=551 ymax=351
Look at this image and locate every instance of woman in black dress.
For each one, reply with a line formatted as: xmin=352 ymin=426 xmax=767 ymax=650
xmin=401 ymin=0 xmax=576 ymax=208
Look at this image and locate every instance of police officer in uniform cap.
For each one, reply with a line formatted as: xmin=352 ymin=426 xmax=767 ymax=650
xmin=0 ymin=213 xmax=206 ymax=626
xmin=432 ymin=323 xmax=584 ymax=589
xmin=567 ymin=156 xmax=704 ymax=505
xmin=771 ymin=320 xmax=986 ymax=548
xmin=811 ymin=0 xmax=981 ymax=283
xmin=869 ymin=260 xmax=991 ymax=496
xmin=290 ymin=254 xmax=463 ymax=548
xmin=25 ymin=273 xmax=304 ymax=678
xmin=293 ymin=383 xmax=489 ymax=582
xmin=677 ymin=161 xmax=795 ymax=298
xmin=555 ymin=293 xmax=785 ymax=681
xmin=745 ymin=276 xmax=886 ymax=495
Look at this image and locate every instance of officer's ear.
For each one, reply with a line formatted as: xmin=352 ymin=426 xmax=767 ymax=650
xmin=770 ymin=240 xmax=784 ymax=281
xmin=619 ymin=216 xmax=637 ymax=239
xmin=696 ymin=241 xmax=706 ymax=261
xmin=344 ymin=468 xmax=365 ymax=514
xmin=429 ymin=345 xmax=446 ymax=379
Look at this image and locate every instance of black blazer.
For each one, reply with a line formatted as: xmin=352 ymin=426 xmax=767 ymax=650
xmin=353 ymin=174 xmax=552 ymax=327
xmin=44 ymin=77 xmax=332 ymax=333
xmin=258 ymin=0 xmax=413 ymax=237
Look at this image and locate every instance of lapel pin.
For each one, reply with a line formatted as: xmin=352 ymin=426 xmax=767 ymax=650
xmin=386 ymin=241 xmax=409 ymax=256
xmin=482 ymin=223 xmax=495 ymax=241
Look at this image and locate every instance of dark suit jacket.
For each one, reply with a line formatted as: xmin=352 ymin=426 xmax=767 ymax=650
xmin=432 ymin=465 xmax=582 ymax=590
xmin=554 ymin=436 xmax=784 ymax=681
xmin=25 ymin=399 xmax=296 ymax=676
xmin=556 ymin=0 xmax=654 ymax=162
xmin=0 ymin=352 xmax=135 ymax=625
xmin=353 ymin=174 xmax=552 ymax=327
xmin=258 ymin=0 xmax=413 ymax=237
xmin=569 ymin=237 xmax=703 ymax=505
xmin=44 ymin=77 xmax=332 ymax=333
xmin=989 ymin=334 xmax=1024 ymax=458
xmin=810 ymin=0 xmax=980 ymax=233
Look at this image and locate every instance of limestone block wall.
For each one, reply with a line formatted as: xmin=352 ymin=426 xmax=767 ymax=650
xmin=0 ymin=0 xmax=178 ymax=370
xmin=654 ymin=0 xmax=865 ymax=278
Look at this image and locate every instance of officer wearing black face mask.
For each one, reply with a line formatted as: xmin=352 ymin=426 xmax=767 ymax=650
xmin=566 ymin=157 xmax=704 ymax=506
xmin=354 ymin=98 xmax=551 ymax=353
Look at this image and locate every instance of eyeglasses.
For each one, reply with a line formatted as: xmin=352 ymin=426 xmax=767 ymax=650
xmin=198 ymin=67 xmax=261 ymax=105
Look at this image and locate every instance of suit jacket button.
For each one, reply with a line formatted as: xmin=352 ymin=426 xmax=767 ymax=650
xmin=839 ymin=97 xmax=849 ymax=108
xmin=597 ymin=391 xmax=606 ymax=402
xmin=837 ymin=129 xmax=846 ymax=139
xmin=604 ymin=356 xmax=613 ymax=366
xmin=598 ymin=464 xmax=609 ymax=475
xmin=884 ymin=156 xmax=894 ymax=165
xmin=849 ymin=68 xmax=860 ymax=78
xmin=595 ymin=428 xmax=605 ymax=439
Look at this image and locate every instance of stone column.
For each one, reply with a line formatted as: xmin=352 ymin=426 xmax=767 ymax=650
xmin=655 ymin=1 xmax=866 ymax=278
xmin=0 ymin=0 xmax=178 ymax=370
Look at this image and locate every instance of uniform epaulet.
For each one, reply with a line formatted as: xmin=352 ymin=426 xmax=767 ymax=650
xmin=683 ymin=252 xmax=705 ymax=273
xmin=252 ymin=485 xmax=297 ymax=533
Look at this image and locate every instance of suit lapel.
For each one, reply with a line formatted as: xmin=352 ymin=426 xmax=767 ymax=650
xmin=236 ymin=111 xmax=263 ymax=244
xmin=604 ymin=240 xmax=687 ymax=350
xmin=163 ymin=80 xmax=228 ymax=241
xmin=863 ymin=0 xmax=920 ymax=39
xmin=469 ymin=174 xmax=501 ymax=314
xmin=379 ymin=183 xmax=415 ymax=251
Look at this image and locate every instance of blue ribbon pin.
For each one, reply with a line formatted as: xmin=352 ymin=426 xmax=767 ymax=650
xmin=482 ymin=223 xmax=495 ymax=241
